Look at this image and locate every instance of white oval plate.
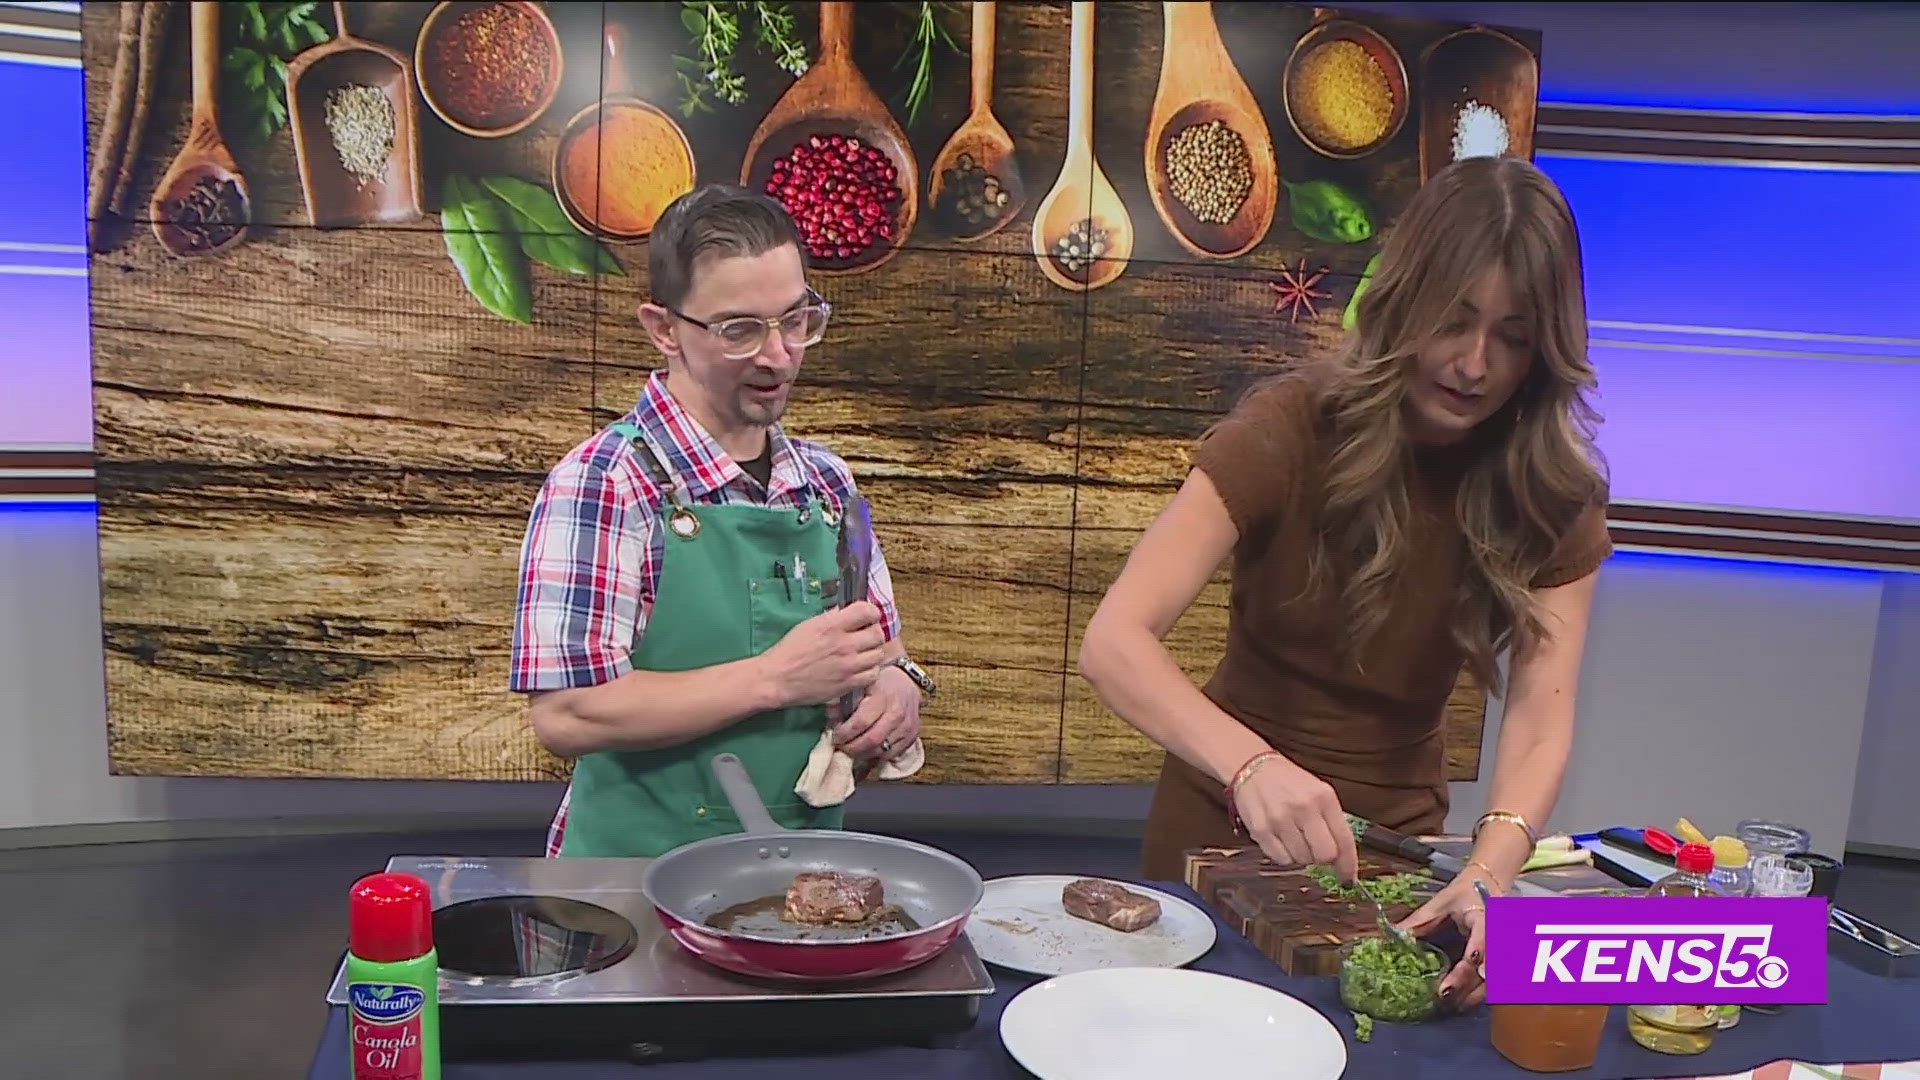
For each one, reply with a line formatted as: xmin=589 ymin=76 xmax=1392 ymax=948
xmin=1001 ymin=966 xmax=1348 ymax=1080
xmin=967 ymin=875 xmax=1217 ymax=977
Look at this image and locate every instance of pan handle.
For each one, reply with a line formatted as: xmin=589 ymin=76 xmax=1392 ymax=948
xmin=709 ymin=753 xmax=786 ymax=835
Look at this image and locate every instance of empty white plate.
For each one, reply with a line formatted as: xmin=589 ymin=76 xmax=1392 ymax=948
xmin=969 ymin=875 xmax=1217 ymax=977
xmin=1001 ymin=966 xmax=1348 ymax=1080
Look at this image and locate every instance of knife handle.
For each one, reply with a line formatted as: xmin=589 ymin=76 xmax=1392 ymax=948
xmin=1361 ymin=821 xmax=1435 ymax=863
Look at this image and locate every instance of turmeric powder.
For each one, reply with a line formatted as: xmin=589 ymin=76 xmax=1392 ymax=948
xmin=559 ymin=103 xmax=693 ymax=237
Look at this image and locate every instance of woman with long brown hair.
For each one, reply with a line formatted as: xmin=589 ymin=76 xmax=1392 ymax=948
xmin=1078 ymin=155 xmax=1610 ymax=1008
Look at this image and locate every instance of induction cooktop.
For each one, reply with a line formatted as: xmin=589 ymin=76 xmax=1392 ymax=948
xmin=323 ymin=856 xmax=995 ymax=1063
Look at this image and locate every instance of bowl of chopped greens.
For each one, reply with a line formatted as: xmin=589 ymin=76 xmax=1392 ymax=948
xmin=1339 ymin=934 xmax=1448 ymax=1024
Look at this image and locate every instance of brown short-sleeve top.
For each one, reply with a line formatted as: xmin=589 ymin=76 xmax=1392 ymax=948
xmin=1184 ymin=372 xmax=1611 ymax=832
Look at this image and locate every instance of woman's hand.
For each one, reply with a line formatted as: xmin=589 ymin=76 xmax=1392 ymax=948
xmin=1231 ymin=757 xmax=1360 ymax=882
xmin=1396 ymin=872 xmax=1494 ymax=1009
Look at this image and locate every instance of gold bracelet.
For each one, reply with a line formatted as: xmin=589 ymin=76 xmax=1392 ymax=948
xmin=1474 ymin=810 xmax=1537 ymax=847
xmin=1465 ymin=858 xmax=1507 ymax=894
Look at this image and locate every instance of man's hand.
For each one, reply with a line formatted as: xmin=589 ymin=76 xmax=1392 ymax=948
xmin=755 ymin=601 xmax=889 ymax=710
xmin=827 ymin=664 xmax=921 ymax=762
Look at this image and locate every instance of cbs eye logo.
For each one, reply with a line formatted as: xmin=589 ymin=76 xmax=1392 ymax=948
xmin=1755 ymin=955 xmax=1791 ymax=989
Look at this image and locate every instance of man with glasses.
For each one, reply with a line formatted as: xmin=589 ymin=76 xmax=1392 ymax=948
xmin=510 ymin=184 xmax=935 ymax=858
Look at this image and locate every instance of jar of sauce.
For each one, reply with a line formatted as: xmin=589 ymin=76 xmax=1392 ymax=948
xmin=1491 ymin=1003 xmax=1611 ymax=1072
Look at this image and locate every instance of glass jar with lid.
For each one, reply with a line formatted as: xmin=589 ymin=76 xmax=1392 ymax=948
xmin=1736 ymin=819 xmax=1810 ymax=859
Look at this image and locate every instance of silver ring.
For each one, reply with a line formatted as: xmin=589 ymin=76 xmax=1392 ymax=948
xmin=880 ymin=738 xmax=893 ymax=754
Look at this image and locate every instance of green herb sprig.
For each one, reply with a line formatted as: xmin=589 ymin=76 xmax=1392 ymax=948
xmin=676 ymin=2 xmax=750 ymax=116
xmin=749 ymin=2 xmax=810 ymax=80
xmin=675 ymin=2 xmax=811 ymax=117
xmin=670 ymin=2 xmax=960 ymax=127
xmin=220 ymin=1 xmax=330 ymax=145
xmin=892 ymin=1 xmax=960 ymax=128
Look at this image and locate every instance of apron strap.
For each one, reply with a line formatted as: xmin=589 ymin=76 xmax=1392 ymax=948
xmin=609 ymin=418 xmax=831 ymax=525
xmin=786 ymin=437 xmax=836 ymax=516
xmin=608 ymin=420 xmax=691 ymax=510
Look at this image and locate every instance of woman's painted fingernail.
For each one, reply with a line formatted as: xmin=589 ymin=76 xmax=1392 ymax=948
xmin=1470 ymin=950 xmax=1482 ymax=965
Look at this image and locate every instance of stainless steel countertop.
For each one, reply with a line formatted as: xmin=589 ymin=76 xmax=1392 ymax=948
xmin=324 ymin=855 xmax=995 ymax=1006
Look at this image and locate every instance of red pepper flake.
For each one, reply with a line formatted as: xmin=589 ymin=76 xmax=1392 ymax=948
xmin=427 ymin=2 xmax=553 ymax=130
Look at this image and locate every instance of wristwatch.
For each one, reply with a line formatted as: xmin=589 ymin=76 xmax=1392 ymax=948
xmin=887 ymin=655 xmax=937 ymax=698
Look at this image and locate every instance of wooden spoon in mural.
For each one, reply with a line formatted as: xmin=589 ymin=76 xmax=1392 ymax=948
xmin=285 ymin=1 xmax=425 ymax=229
xmin=1142 ymin=0 xmax=1277 ymax=260
xmin=925 ymin=1 xmax=1025 ymax=242
xmin=1417 ymin=24 xmax=1538 ymax=184
xmin=552 ymin=20 xmax=696 ymax=242
xmin=740 ymin=0 xmax=919 ymax=275
xmin=1031 ymin=1 xmax=1132 ymax=292
xmin=150 ymin=1 xmax=251 ymax=257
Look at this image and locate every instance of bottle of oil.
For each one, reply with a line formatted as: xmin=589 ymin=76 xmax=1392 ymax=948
xmin=1627 ymin=842 xmax=1726 ymax=1055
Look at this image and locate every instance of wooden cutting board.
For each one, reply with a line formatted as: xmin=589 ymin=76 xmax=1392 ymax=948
xmin=1181 ymin=842 xmax=1635 ymax=977
xmin=1182 ymin=846 xmax=1439 ymax=977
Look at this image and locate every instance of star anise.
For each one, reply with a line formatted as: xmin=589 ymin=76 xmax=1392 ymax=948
xmin=1269 ymin=259 xmax=1333 ymax=323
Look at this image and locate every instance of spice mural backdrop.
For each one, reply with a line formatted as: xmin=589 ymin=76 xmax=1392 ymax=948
xmin=82 ymin=1 xmax=1542 ymax=783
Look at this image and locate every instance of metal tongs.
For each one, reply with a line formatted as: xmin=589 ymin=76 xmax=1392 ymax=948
xmin=832 ymin=497 xmax=875 ymax=726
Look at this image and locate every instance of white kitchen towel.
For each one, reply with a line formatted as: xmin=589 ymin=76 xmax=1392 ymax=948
xmin=794 ymin=729 xmax=924 ymax=807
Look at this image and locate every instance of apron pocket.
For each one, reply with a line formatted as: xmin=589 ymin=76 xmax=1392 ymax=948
xmin=748 ymin=575 xmax=826 ymax=655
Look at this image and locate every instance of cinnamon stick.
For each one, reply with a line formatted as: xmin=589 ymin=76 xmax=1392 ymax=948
xmin=108 ymin=0 xmax=174 ymax=219
xmin=86 ymin=1 xmax=143 ymax=248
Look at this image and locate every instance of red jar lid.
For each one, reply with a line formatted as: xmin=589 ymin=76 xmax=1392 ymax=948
xmin=1675 ymin=842 xmax=1716 ymax=876
xmin=349 ymin=872 xmax=433 ymax=963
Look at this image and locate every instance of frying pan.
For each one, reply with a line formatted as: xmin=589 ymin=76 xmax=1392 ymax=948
xmin=640 ymin=753 xmax=984 ymax=982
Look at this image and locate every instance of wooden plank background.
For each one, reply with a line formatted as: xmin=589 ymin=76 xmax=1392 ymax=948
xmin=83 ymin=1 xmax=1537 ymax=783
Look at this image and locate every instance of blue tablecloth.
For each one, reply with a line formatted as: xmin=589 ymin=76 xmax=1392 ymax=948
xmin=308 ymin=881 xmax=1920 ymax=1079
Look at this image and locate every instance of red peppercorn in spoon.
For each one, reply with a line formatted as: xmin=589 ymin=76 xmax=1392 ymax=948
xmin=739 ymin=2 xmax=919 ymax=274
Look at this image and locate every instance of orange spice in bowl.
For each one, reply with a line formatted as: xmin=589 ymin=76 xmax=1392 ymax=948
xmin=557 ymin=102 xmax=694 ymax=240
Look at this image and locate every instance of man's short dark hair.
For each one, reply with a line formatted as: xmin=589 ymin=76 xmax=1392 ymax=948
xmin=647 ymin=184 xmax=805 ymax=310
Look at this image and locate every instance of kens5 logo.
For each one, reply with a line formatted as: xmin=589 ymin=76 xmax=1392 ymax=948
xmin=1483 ymin=897 xmax=1829 ymax=1005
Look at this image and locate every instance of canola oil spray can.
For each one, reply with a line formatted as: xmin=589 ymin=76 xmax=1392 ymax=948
xmin=345 ymin=872 xmax=440 ymax=1079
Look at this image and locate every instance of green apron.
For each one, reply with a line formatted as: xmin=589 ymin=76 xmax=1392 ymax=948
xmin=556 ymin=421 xmax=846 ymax=858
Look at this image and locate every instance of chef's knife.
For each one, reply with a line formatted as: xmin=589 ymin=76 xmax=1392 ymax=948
xmin=1351 ymin=816 xmax=1558 ymax=898
xmin=834 ymin=497 xmax=874 ymax=723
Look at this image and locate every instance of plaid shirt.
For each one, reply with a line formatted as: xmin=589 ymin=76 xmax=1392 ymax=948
xmin=510 ymin=369 xmax=900 ymax=855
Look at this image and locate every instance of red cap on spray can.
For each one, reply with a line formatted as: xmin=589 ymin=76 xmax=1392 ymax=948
xmin=349 ymin=872 xmax=433 ymax=963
